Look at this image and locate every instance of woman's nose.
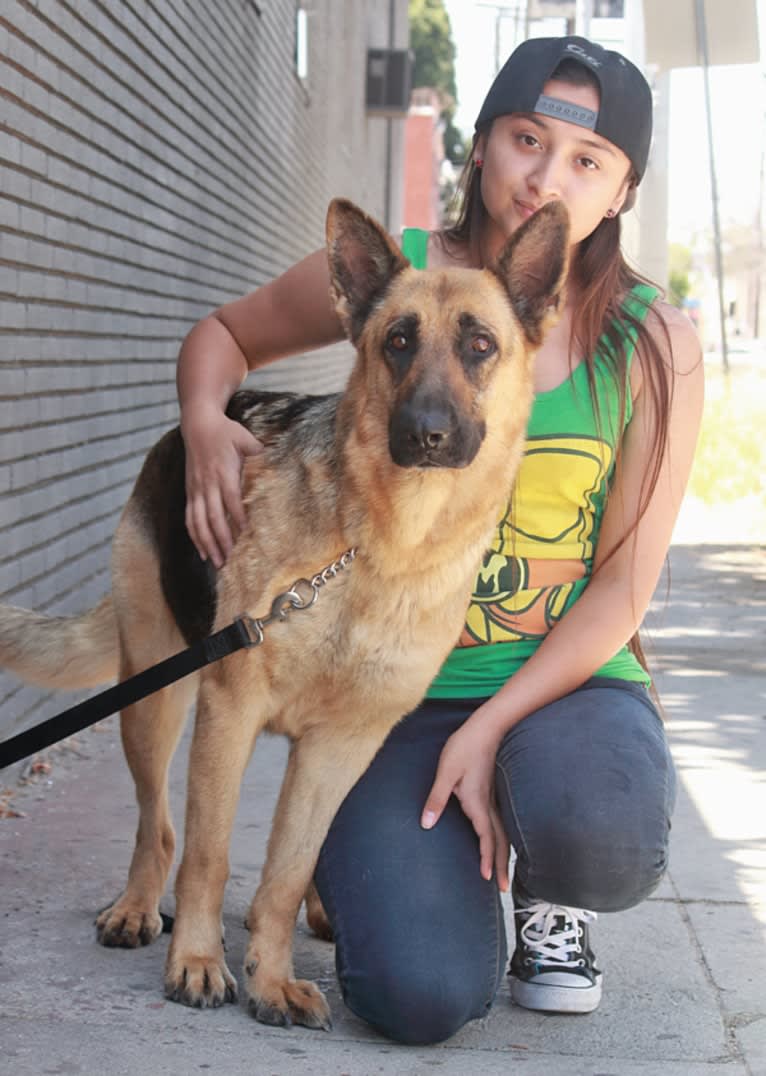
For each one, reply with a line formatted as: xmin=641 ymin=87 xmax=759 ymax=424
xmin=528 ymin=154 xmax=565 ymax=199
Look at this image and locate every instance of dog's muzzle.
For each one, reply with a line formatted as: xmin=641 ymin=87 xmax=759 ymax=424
xmin=388 ymin=398 xmax=484 ymax=469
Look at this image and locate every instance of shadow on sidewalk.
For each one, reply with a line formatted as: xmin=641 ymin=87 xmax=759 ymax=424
xmin=0 ymin=542 xmax=764 ymax=1074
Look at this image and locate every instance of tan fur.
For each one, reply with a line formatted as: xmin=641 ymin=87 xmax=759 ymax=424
xmin=0 ymin=199 xmax=568 ymax=1029
xmin=0 ymin=594 xmax=118 ymax=689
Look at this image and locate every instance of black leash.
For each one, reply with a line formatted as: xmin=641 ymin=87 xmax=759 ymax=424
xmin=0 ymin=618 xmax=254 ymax=771
xmin=0 ymin=549 xmax=356 ymax=772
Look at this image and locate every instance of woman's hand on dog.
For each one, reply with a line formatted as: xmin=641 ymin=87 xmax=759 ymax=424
xmin=182 ymin=404 xmax=262 ymax=568
xmin=421 ymin=717 xmax=510 ymax=892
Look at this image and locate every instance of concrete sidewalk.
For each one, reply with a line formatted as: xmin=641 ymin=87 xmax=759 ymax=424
xmin=1 ymin=543 xmax=764 ymax=1075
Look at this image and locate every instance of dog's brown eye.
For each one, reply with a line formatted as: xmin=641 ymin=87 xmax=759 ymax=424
xmin=471 ymin=335 xmax=494 ymax=356
xmin=384 ymin=317 xmax=418 ymax=375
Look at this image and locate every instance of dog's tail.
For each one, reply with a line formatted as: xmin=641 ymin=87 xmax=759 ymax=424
xmin=0 ymin=595 xmax=119 ymax=690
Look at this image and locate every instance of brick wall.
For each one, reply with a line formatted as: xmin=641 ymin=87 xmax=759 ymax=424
xmin=403 ymin=90 xmax=444 ymax=230
xmin=0 ymin=0 xmax=409 ymax=741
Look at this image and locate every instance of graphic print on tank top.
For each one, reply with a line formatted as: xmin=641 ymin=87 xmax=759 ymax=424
xmin=458 ymin=431 xmax=613 ymax=646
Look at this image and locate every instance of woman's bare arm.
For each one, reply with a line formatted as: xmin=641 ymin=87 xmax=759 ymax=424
xmin=177 ymin=249 xmax=345 ymax=565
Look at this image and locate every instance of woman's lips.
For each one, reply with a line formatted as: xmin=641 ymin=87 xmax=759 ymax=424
xmin=515 ymin=199 xmax=542 ymax=220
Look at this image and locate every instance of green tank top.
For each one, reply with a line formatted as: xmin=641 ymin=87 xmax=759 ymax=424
xmin=400 ymin=228 xmax=656 ymax=698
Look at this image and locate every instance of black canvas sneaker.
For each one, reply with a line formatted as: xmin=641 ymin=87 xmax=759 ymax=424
xmin=509 ymin=892 xmax=603 ymax=1013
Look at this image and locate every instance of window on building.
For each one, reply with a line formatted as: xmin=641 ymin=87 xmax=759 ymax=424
xmin=295 ymin=5 xmax=308 ymax=81
xmin=593 ymin=0 xmax=624 ymax=16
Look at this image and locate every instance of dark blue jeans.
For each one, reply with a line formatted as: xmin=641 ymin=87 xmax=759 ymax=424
xmin=314 ymin=678 xmax=676 ymax=1045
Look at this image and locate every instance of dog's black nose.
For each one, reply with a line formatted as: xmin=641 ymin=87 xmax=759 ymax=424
xmin=402 ymin=407 xmax=451 ymax=454
xmin=416 ymin=424 xmax=449 ymax=451
xmin=389 ymin=401 xmax=458 ymax=467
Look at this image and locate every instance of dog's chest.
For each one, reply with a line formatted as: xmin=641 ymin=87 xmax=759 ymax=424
xmin=255 ymin=573 xmax=466 ymax=733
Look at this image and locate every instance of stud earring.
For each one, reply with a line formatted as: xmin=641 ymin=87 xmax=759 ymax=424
xmin=474 ymin=158 xmax=484 ymax=168
xmin=605 ymin=208 xmax=616 ymax=219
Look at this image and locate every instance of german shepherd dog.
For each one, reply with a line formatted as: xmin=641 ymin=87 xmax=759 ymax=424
xmin=0 ymin=198 xmax=568 ymax=1029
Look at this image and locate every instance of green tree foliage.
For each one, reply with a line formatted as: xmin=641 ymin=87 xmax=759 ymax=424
xmin=669 ymin=269 xmax=690 ymax=308
xmin=668 ymin=242 xmax=692 ymax=308
xmin=408 ymin=0 xmax=467 ymax=163
xmin=409 ymin=0 xmax=456 ymax=97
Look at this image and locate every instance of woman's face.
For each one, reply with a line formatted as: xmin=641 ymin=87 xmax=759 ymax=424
xmin=476 ymin=78 xmax=633 ymax=256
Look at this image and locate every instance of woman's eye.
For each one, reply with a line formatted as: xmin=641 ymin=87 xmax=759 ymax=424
xmin=579 ymin=156 xmax=598 ymax=170
xmin=471 ymin=335 xmax=494 ymax=356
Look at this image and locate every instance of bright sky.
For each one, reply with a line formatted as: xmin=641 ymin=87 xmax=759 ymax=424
xmin=443 ymin=0 xmax=766 ymax=244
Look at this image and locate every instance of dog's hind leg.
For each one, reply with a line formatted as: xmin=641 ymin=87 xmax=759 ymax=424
xmin=96 ymin=510 xmax=195 ymax=949
xmin=243 ymin=722 xmax=390 ymax=1030
xmin=304 ymin=880 xmax=333 ymax=942
xmin=96 ymin=676 xmax=196 ymax=948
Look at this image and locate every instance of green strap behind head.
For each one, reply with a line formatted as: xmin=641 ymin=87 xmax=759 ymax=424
xmin=401 ymin=227 xmax=429 ymax=269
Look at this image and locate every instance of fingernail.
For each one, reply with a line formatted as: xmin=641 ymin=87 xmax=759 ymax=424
xmin=421 ymin=811 xmax=436 ymax=829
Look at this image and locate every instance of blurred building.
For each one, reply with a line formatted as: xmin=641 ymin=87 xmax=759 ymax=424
xmin=641 ymin=0 xmax=764 ymax=348
xmin=0 ymin=0 xmax=409 ymax=741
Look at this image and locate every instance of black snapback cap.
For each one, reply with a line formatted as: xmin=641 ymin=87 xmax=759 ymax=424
xmin=474 ymin=36 xmax=653 ymax=183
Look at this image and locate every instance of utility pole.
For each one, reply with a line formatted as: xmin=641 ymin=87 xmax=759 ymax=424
xmin=576 ymin=0 xmax=593 ymax=37
xmin=695 ymin=0 xmax=730 ymax=373
xmin=477 ymin=1 xmax=529 ymax=74
xmin=384 ymin=0 xmax=396 ymax=231
xmin=755 ymin=70 xmax=765 ymax=339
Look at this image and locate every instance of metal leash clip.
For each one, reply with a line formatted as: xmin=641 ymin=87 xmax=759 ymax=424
xmin=241 ymin=547 xmax=357 ymax=648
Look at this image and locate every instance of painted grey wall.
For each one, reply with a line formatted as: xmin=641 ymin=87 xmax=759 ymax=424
xmin=0 ymin=0 xmax=409 ymax=740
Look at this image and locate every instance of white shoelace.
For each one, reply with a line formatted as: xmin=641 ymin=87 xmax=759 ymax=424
xmin=514 ymin=902 xmax=598 ymax=967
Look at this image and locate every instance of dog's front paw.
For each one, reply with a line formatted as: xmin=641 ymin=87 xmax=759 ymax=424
xmin=164 ymin=952 xmax=238 ymax=1008
xmin=96 ymin=898 xmax=163 ymax=949
xmin=247 ymin=974 xmax=332 ymax=1031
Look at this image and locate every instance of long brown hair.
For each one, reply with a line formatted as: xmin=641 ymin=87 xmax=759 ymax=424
xmin=440 ymin=65 xmax=675 ymax=674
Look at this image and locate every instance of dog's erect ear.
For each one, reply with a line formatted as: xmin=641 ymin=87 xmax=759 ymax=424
xmin=326 ymin=199 xmax=410 ymax=342
xmin=494 ymin=202 xmax=570 ymax=347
